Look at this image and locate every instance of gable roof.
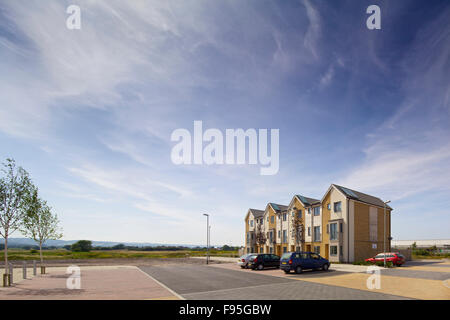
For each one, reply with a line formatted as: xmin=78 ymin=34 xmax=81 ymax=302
xmin=332 ymin=184 xmax=393 ymax=210
xmin=249 ymin=208 xmax=264 ymax=218
xmin=294 ymin=195 xmax=320 ymax=207
xmin=268 ymin=203 xmax=288 ymax=212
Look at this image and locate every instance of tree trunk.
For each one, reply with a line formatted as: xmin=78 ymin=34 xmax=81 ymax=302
xmin=39 ymin=242 xmax=43 ymax=265
xmin=4 ymin=236 xmax=8 ymax=275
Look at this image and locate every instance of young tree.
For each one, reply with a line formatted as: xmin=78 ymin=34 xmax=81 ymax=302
xmin=291 ymin=210 xmax=304 ymax=252
xmin=255 ymin=223 xmax=266 ymax=252
xmin=20 ymin=186 xmax=63 ymax=265
xmin=0 ymin=158 xmax=32 ymax=274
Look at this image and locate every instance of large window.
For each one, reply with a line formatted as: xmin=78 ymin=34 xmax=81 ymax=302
xmin=334 ymin=201 xmax=342 ymax=212
xmin=282 ymin=230 xmax=287 ymax=243
xmin=330 ymin=223 xmax=338 ymax=240
xmin=313 ymin=226 xmax=321 ymax=242
xmin=313 ymin=207 xmax=320 ymax=216
xmin=250 ymin=220 xmax=253 ymax=227
xmin=271 ymin=216 xmax=274 ymax=223
xmin=283 ymin=213 xmax=287 ymax=221
xmin=297 ymin=210 xmax=302 ymax=219
xmin=330 ymin=246 xmax=338 ymax=256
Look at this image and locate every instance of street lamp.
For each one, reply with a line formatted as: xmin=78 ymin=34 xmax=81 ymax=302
xmin=383 ymin=200 xmax=391 ymax=268
xmin=203 ymin=214 xmax=210 ymax=264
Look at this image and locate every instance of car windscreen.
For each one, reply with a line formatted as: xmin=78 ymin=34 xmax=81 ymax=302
xmin=281 ymin=253 xmax=291 ymax=260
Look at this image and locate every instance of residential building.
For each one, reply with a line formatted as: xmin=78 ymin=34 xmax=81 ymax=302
xmin=243 ymin=184 xmax=393 ymax=263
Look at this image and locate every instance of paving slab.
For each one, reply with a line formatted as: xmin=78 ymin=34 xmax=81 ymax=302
xmin=0 ymin=265 xmax=179 ymax=300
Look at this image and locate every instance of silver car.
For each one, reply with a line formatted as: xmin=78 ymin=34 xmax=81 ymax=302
xmin=237 ymin=253 xmax=257 ymax=269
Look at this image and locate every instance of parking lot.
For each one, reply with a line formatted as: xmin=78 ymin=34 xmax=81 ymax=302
xmin=139 ymin=260 xmax=450 ymax=300
xmin=0 ymin=259 xmax=448 ymax=300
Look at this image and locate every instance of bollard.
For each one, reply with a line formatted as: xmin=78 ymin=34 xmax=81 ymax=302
xmin=33 ymin=260 xmax=37 ymax=276
xmin=9 ymin=264 xmax=13 ymax=284
xmin=2 ymin=274 xmax=8 ymax=287
xmin=23 ymin=261 xmax=27 ymax=279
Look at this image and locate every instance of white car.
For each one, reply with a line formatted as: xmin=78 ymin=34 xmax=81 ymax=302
xmin=237 ymin=253 xmax=257 ymax=269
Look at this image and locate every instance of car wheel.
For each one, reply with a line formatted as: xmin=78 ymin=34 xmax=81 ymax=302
xmin=322 ymin=263 xmax=329 ymax=271
xmin=240 ymin=266 xmax=245 ymax=269
xmin=284 ymin=270 xmax=290 ymax=274
xmin=257 ymin=264 xmax=264 ymax=271
xmin=295 ymin=266 xmax=303 ymax=274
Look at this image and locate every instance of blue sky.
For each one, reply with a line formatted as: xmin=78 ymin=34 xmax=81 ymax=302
xmin=0 ymin=0 xmax=449 ymax=245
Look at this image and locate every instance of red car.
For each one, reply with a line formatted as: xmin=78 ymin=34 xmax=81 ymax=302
xmin=365 ymin=252 xmax=405 ymax=266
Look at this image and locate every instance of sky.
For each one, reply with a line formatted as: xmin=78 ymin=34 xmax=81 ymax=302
xmin=0 ymin=0 xmax=449 ymax=246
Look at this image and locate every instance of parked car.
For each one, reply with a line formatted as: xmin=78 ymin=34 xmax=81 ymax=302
xmin=280 ymin=252 xmax=330 ymax=274
xmin=249 ymin=254 xmax=281 ymax=270
xmin=365 ymin=252 xmax=405 ymax=266
xmin=237 ymin=253 xmax=257 ymax=269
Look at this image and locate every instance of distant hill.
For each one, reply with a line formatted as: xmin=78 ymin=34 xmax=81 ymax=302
xmin=0 ymin=238 xmax=202 ymax=248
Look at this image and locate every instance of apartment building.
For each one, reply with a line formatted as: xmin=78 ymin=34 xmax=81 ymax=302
xmin=244 ymin=184 xmax=392 ymax=263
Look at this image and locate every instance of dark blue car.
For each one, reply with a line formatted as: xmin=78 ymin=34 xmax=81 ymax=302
xmin=280 ymin=252 xmax=330 ymax=274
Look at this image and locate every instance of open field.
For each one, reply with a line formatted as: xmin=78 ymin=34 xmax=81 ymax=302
xmin=0 ymin=249 xmax=238 ymax=261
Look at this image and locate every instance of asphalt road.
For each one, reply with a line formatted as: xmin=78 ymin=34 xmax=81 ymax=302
xmin=138 ymin=264 xmax=410 ymax=300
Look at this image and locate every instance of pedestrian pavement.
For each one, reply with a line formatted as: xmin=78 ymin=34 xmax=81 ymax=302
xmin=0 ymin=265 xmax=181 ymax=300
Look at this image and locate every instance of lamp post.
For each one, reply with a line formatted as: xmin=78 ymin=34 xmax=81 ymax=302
xmin=383 ymin=200 xmax=391 ymax=268
xmin=203 ymin=214 xmax=210 ymax=264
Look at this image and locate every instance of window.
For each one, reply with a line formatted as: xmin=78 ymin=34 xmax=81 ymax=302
xmin=271 ymin=216 xmax=274 ymax=223
xmin=330 ymin=246 xmax=338 ymax=256
xmin=250 ymin=220 xmax=253 ymax=227
xmin=301 ymin=253 xmax=309 ymax=259
xmin=278 ymin=230 xmax=281 ymax=238
xmin=269 ymin=231 xmax=273 ymax=242
xmin=260 ymin=247 xmax=264 ymax=253
xmin=269 ymin=247 xmax=273 ymax=253
xmin=283 ymin=247 xmax=287 ymax=253
xmin=283 ymin=213 xmax=287 ymax=221
xmin=313 ymin=226 xmax=321 ymax=242
xmin=339 ymin=222 xmax=343 ymax=233
xmin=267 ymin=217 xmax=269 ymax=222
xmin=313 ymin=207 xmax=320 ymax=216
xmin=261 ymin=219 xmax=264 ymax=225
xmin=334 ymin=201 xmax=342 ymax=212
xmin=297 ymin=210 xmax=302 ymax=219
xmin=308 ymin=227 xmax=311 ymax=236
xmin=330 ymin=223 xmax=338 ymax=240
xmin=311 ymin=253 xmax=320 ymax=259
xmin=369 ymin=208 xmax=377 ymax=241
xmin=308 ymin=208 xmax=311 ymax=214
xmin=314 ymin=246 xmax=320 ymax=254
xmin=327 ymin=203 xmax=331 ymax=210
xmin=282 ymin=230 xmax=287 ymax=243
xmin=281 ymin=253 xmax=291 ymax=259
